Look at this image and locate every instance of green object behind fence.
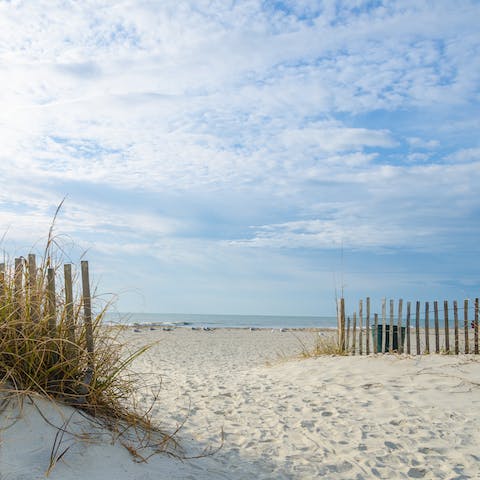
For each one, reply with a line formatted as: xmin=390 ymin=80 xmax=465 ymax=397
xmin=373 ymin=325 xmax=406 ymax=352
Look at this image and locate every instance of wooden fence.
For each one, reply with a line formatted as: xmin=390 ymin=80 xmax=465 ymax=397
xmin=0 ymin=255 xmax=95 ymax=364
xmin=337 ymin=297 xmax=479 ymax=355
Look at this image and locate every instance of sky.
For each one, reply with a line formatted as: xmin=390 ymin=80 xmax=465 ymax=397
xmin=0 ymin=0 xmax=479 ymax=316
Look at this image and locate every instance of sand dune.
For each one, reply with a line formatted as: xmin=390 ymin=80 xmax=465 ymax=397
xmin=1 ymin=328 xmax=479 ymax=479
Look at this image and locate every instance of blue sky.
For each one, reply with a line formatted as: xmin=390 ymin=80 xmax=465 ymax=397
xmin=0 ymin=0 xmax=479 ymax=316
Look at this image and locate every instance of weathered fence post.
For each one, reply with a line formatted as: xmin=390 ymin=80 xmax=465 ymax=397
xmin=453 ymin=300 xmax=459 ymax=355
xmin=434 ymin=301 xmax=440 ymax=353
xmin=415 ymin=301 xmax=421 ymax=355
xmin=444 ymin=300 xmax=450 ymax=354
xmin=381 ymin=298 xmax=386 ymax=353
xmin=389 ymin=299 xmax=394 ymax=353
xmin=28 ymin=254 xmax=39 ymax=323
xmin=359 ymin=300 xmax=363 ymax=355
xmin=397 ymin=299 xmax=403 ymax=354
xmin=0 ymin=263 xmax=5 ymax=303
xmin=406 ymin=301 xmax=411 ymax=354
xmin=352 ymin=312 xmax=357 ymax=355
xmin=373 ymin=313 xmax=378 ymax=354
xmin=425 ymin=302 xmax=430 ymax=354
xmin=14 ymin=257 xmax=23 ymax=320
xmin=464 ymin=299 xmax=469 ymax=354
xmin=81 ymin=261 xmax=95 ymax=369
xmin=64 ymin=264 xmax=76 ymax=354
xmin=475 ymin=298 xmax=479 ymax=355
xmin=346 ymin=316 xmax=351 ymax=352
xmin=366 ymin=297 xmax=370 ymax=355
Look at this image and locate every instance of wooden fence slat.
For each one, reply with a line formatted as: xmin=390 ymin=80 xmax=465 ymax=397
xmin=366 ymin=297 xmax=370 ymax=355
xmin=389 ymin=299 xmax=394 ymax=353
xmin=81 ymin=261 xmax=95 ymax=366
xmin=339 ymin=298 xmax=345 ymax=353
xmin=14 ymin=257 xmax=23 ymax=320
xmin=359 ymin=300 xmax=363 ymax=355
xmin=425 ymin=302 xmax=430 ymax=354
xmin=373 ymin=313 xmax=378 ymax=354
xmin=14 ymin=257 xmax=23 ymax=291
xmin=434 ymin=301 xmax=440 ymax=353
xmin=0 ymin=263 xmax=5 ymax=303
xmin=381 ymin=298 xmax=386 ymax=353
xmin=397 ymin=299 xmax=403 ymax=354
xmin=406 ymin=301 xmax=411 ymax=354
xmin=475 ymin=298 xmax=479 ymax=355
xmin=27 ymin=254 xmax=36 ymax=287
xmin=64 ymin=264 xmax=76 ymax=351
xmin=444 ymin=300 xmax=450 ymax=354
xmin=337 ymin=299 xmax=342 ymax=349
xmin=464 ymin=299 xmax=469 ymax=354
xmin=28 ymin=254 xmax=40 ymax=323
xmin=352 ymin=312 xmax=357 ymax=356
xmin=346 ymin=316 xmax=351 ymax=352
xmin=453 ymin=300 xmax=459 ymax=355
xmin=415 ymin=301 xmax=421 ymax=355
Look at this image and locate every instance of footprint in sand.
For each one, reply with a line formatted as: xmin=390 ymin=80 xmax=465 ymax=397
xmin=408 ymin=467 xmax=427 ymax=478
xmin=384 ymin=441 xmax=400 ymax=450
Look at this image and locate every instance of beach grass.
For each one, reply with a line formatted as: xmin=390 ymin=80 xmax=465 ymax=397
xmin=291 ymin=330 xmax=346 ymax=358
xmin=0 ymin=238 xmax=175 ymax=465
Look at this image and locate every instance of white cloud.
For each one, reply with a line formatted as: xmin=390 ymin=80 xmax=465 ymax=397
xmin=406 ymin=152 xmax=430 ymax=163
xmin=445 ymin=148 xmax=480 ymax=163
xmin=234 ymin=158 xmax=480 ymax=251
xmin=280 ymin=123 xmax=396 ymax=152
xmin=407 ymin=137 xmax=439 ymax=150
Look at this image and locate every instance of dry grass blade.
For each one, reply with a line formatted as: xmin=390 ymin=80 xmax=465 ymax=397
xmin=46 ymin=412 xmax=74 ymax=477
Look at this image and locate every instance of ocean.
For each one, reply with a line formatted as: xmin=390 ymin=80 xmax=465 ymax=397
xmin=103 ymin=312 xmax=338 ymax=329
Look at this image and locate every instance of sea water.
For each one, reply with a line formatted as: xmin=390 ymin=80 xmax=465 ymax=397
xmin=104 ymin=312 xmax=337 ymax=329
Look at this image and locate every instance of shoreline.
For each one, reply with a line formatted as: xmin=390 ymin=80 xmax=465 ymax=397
xmin=103 ymin=312 xmax=338 ymax=330
xmin=114 ymin=323 xmax=337 ymax=332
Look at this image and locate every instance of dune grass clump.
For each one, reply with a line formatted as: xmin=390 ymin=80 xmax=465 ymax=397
xmin=0 ymin=245 xmax=172 ymax=458
xmin=297 ymin=331 xmax=347 ymax=357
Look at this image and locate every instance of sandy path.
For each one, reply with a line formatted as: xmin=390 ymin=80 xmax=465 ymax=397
xmin=124 ymin=328 xmax=480 ymax=479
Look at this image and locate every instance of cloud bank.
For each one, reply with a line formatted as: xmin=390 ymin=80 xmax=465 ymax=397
xmin=0 ymin=0 xmax=479 ymax=313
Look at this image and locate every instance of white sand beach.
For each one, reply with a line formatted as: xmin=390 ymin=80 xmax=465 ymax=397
xmin=2 ymin=328 xmax=480 ymax=479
